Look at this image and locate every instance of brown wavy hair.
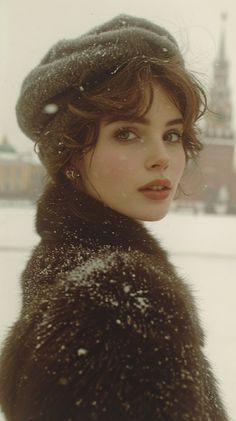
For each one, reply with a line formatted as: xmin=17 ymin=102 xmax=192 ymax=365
xmin=36 ymin=56 xmax=207 ymax=183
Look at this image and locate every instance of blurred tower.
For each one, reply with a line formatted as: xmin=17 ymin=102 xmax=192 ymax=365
xmin=177 ymin=14 xmax=236 ymax=214
xmin=205 ymin=13 xmax=234 ymax=140
xmin=201 ymin=13 xmax=236 ymax=213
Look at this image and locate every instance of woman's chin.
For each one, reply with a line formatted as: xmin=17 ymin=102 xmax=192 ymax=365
xmin=136 ymin=208 xmax=170 ymax=222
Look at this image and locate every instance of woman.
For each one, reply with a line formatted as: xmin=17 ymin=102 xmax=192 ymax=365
xmin=0 ymin=14 xmax=228 ymax=420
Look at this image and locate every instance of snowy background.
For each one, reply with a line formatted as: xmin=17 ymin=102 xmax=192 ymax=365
xmin=1 ymin=0 xmax=236 ymax=419
xmin=0 ymin=204 xmax=235 ymax=420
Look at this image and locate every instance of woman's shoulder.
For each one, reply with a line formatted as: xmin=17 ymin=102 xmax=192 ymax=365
xmin=26 ymin=241 xmax=189 ymax=310
xmin=62 ymin=245 xmax=170 ymax=292
xmin=24 ymin=241 xmax=200 ymax=336
xmin=58 ymin=245 xmax=193 ymax=317
xmin=27 ymin=243 xmax=201 ymax=351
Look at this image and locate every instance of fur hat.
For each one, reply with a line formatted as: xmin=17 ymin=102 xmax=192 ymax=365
xmin=16 ymin=14 xmax=183 ymax=142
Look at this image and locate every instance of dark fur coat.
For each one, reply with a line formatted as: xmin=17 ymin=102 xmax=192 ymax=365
xmin=0 ymin=183 xmax=228 ymax=420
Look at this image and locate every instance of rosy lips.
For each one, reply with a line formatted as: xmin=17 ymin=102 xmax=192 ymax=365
xmin=138 ymin=178 xmax=171 ymax=191
xmin=138 ymin=178 xmax=172 ymax=201
xmin=140 ymin=188 xmax=171 ymax=200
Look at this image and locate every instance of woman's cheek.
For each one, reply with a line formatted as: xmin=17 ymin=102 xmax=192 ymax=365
xmin=93 ymin=152 xmax=135 ymax=179
xmin=172 ymin=148 xmax=186 ymax=176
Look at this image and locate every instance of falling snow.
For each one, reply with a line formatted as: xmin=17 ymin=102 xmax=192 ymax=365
xmin=43 ymin=103 xmax=59 ymax=114
xmin=77 ymin=348 xmax=88 ymax=356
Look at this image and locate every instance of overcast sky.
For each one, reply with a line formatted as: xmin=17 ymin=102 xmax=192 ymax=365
xmin=1 ymin=0 xmax=236 ymax=152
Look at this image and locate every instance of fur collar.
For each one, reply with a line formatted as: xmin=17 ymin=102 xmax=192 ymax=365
xmin=36 ymin=182 xmax=166 ymax=258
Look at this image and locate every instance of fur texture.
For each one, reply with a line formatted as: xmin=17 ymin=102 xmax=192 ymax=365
xmin=0 ymin=183 xmax=228 ymax=420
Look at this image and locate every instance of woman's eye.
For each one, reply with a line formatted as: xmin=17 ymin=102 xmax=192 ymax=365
xmin=164 ymin=130 xmax=183 ymax=143
xmin=114 ymin=128 xmax=138 ymax=142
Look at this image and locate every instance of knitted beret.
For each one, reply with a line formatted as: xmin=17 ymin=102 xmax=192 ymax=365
xmin=16 ymin=14 xmax=183 ymax=142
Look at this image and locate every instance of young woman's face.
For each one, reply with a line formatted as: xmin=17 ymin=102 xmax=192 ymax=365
xmin=78 ymin=84 xmax=186 ymax=221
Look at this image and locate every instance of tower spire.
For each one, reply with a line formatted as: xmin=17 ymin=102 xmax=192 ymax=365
xmin=204 ymin=12 xmax=234 ymax=141
xmin=219 ymin=12 xmax=227 ymax=61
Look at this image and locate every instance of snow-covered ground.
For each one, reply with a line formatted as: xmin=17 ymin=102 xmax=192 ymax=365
xmin=0 ymin=204 xmax=236 ymax=420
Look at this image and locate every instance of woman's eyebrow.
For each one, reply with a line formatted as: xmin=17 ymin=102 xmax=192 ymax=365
xmin=133 ymin=117 xmax=184 ymax=126
xmin=166 ymin=118 xmax=184 ymax=126
xmin=103 ymin=117 xmax=184 ymax=126
xmin=103 ymin=116 xmax=150 ymax=126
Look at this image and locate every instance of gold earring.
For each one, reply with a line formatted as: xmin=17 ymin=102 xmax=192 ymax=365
xmin=65 ymin=169 xmax=80 ymax=181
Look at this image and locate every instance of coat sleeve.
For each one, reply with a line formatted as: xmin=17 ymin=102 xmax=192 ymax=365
xmin=0 ymin=251 xmax=228 ymax=421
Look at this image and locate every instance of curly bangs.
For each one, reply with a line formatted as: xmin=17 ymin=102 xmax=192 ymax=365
xmin=36 ymin=56 xmax=207 ymax=182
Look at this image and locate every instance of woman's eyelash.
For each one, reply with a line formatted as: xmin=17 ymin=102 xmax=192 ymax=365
xmin=113 ymin=127 xmax=183 ymax=143
xmin=164 ymin=130 xmax=183 ymax=143
xmin=114 ymin=127 xmax=138 ymax=141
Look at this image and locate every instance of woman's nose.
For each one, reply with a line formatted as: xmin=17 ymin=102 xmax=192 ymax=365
xmin=145 ymin=140 xmax=170 ymax=170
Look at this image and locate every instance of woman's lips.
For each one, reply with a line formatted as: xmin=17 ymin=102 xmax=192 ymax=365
xmin=138 ymin=178 xmax=172 ymax=200
xmin=139 ymin=178 xmax=171 ymax=190
xmin=139 ymin=188 xmax=171 ymax=200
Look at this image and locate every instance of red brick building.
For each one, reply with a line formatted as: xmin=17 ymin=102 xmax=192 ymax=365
xmin=176 ymin=17 xmax=236 ymax=214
